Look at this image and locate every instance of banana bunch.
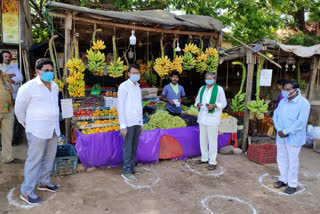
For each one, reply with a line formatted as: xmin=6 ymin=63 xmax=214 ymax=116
xmin=145 ymin=60 xmax=157 ymax=85
xmin=68 ymin=79 xmax=86 ymax=97
xmin=108 ymin=36 xmax=124 ymax=78
xmin=182 ymin=52 xmax=197 ymax=70
xmin=231 ymin=93 xmax=246 ymax=112
xmin=107 ymin=57 xmax=124 ymax=78
xmin=183 ymin=43 xmax=200 ymax=55
xmin=170 ymin=56 xmax=183 ymax=73
xmin=137 ymin=59 xmax=148 ymax=82
xmin=196 ymin=53 xmax=208 ymax=73
xmin=66 ymin=58 xmax=85 ymax=97
xmin=92 ymin=40 xmax=106 ymax=50
xmin=54 ymin=78 xmax=65 ymax=92
xmin=205 ymin=47 xmax=218 ymax=57
xmin=221 ymin=113 xmax=231 ymax=119
xmin=86 ymin=40 xmax=106 ymax=77
xmin=154 ymin=56 xmax=172 ymax=79
xmin=247 ymin=99 xmax=269 ymax=114
xmin=206 ymin=54 xmax=219 ymax=73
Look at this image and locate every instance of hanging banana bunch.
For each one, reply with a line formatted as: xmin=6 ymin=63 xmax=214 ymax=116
xmin=154 ymin=37 xmax=172 ymax=79
xmin=146 ymin=60 xmax=157 ymax=85
xmin=107 ymin=36 xmax=124 ymax=78
xmin=195 ymin=37 xmax=208 ymax=73
xmin=66 ymin=57 xmax=86 ymax=97
xmin=231 ymin=62 xmax=246 ymax=112
xmin=204 ymin=47 xmax=219 ymax=73
xmin=182 ymin=42 xmax=198 ymax=71
xmin=137 ymin=59 xmax=148 ymax=83
xmin=246 ymin=53 xmax=273 ymax=114
xmin=86 ymin=29 xmax=106 ymax=76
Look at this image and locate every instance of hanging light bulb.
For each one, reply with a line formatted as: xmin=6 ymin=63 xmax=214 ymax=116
xmin=129 ymin=30 xmax=136 ymax=45
xmin=292 ymin=64 xmax=296 ymax=71
xmin=285 ymin=64 xmax=289 ymax=72
xmin=237 ymin=71 xmax=240 ymax=76
xmin=175 ymin=41 xmax=181 ymax=52
xmin=128 ymin=48 xmax=134 ymax=59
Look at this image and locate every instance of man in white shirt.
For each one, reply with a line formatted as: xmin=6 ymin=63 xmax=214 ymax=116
xmin=117 ymin=64 xmax=143 ymax=182
xmin=0 ymin=50 xmax=24 ymax=99
xmin=194 ymin=72 xmax=227 ymax=170
xmin=15 ymin=58 xmax=60 ymax=205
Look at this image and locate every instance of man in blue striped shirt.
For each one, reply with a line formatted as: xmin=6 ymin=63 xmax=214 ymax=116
xmin=272 ymin=80 xmax=310 ymax=194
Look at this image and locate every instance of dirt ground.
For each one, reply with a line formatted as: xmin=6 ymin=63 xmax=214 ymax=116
xmin=1 ymin=142 xmax=320 ymax=214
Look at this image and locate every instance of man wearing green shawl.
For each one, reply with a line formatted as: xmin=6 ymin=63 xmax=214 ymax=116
xmin=194 ymin=72 xmax=227 ymax=170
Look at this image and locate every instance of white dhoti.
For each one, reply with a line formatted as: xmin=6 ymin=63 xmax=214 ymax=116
xmin=199 ymin=124 xmax=219 ymax=165
xmin=276 ymin=141 xmax=301 ymax=188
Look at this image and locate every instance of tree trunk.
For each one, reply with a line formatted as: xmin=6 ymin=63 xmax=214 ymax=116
xmin=294 ymin=8 xmax=308 ymax=34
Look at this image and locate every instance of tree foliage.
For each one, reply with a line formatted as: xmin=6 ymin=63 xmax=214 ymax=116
xmin=30 ymin=0 xmax=320 ymax=45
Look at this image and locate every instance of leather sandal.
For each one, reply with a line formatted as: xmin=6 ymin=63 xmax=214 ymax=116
xmin=195 ymin=160 xmax=208 ymax=164
xmin=285 ymin=186 xmax=296 ymax=194
xmin=208 ymin=164 xmax=217 ymax=170
xmin=273 ymin=181 xmax=287 ymax=189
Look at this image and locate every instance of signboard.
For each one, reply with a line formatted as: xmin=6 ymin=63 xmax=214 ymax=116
xmin=1 ymin=0 xmax=19 ymax=44
xmin=259 ymin=69 xmax=273 ymax=86
xmin=61 ymin=99 xmax=73 ymax=119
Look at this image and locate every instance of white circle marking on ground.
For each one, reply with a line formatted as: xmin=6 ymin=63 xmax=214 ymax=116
xmin=7 ymin=186 xmax=56 ymax=209
xmin=258 ymin=173 xmax=305 ymax=196
xmin=185 ymin=159 xmax=224 ymax=177
xmin=201 ymin=194 xmax=257 ymax=214
xmin=123 ymin=167 xmax=160 ymax=192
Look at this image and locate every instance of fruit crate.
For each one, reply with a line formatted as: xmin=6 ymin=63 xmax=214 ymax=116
xmin=52 ymin=143 xmax=78 ymax=176
xmin=247 ymin=144 xmax=277 ymax=164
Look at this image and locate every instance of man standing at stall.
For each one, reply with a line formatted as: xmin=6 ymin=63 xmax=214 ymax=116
xmin=161 ymin=70 xmax=186 ymax=116
xmin=0 ymin=50 xmax=24 ymax=100
xmin=273 ymin=80 xmax=310 ymax=194
xmin=118 ymin=64 xmax=143 ymax=182
xmin=194 ymin=72 xmax=227 ymax=170
xmin=0 ymin=68 xmax=23 ymax=163
xmin=15 ymin=58 xmax=60 ymax=204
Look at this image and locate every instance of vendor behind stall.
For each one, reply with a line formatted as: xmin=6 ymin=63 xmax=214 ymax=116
xmin=161 ymin=71 xmax=186 ymax=116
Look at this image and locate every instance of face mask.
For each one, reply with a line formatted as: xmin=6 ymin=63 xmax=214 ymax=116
xmin=281 ymin=89 xmax=296 ymax=99
xmin=40 ymin=71 xmax=54 ymax=82
xmin=205 ymin=79 xmax=214 ymax=85
xmin=130 ymin=74 xmax=140 ymax=82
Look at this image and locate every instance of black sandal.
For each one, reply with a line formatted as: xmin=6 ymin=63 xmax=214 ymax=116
xmin=195 ymin=160 xmax=208 ymax=164
xmin=273 ymin=181 xmax=287 ymax=189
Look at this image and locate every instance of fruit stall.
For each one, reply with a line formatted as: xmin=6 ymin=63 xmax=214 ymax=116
xmin=44 ymin=2 xmax=244 ymax=168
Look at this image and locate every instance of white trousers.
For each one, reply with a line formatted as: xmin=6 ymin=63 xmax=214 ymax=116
xmin=199 ymin=124 xmax=219 ymax=165
xmin=276 ymin=142 xmax=301 ymax=188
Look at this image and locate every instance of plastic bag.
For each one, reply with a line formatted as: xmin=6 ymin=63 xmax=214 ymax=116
xmin=90 ymin=84 xmax=102 ymax=95
xmin=158 ymin=135 xmax=183 ymax=159
xmin=306 ymin=125 xmax=320 ymax=143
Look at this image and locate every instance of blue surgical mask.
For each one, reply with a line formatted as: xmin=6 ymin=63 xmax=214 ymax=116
xmin=130 ymin=74 xmax=140 ymax=82
xmin=281 ymin=89 xmax=296 ymax=99
xmin=40 ymin=71 xmax=54 ymax=82
xmin=205 ymin=79 xmax=214 ymax=85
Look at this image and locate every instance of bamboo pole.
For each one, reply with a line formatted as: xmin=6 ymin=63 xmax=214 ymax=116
xmin=242 ymin=50 xmax=256 ymax=152
xmin=64 ymin=11 xmax=72 ymax=141
xmin=223 ymin=31 xmax=282 ymax=69
xmin=49 ymin=12 xmax=219 ymax=38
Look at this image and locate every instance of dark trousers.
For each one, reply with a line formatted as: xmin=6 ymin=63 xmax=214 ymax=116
xmin=123 ymin=125 xmax=141 ymax=174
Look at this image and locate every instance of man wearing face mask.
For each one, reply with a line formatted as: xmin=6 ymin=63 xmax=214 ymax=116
xmin=194 ymin=72 xmax=227 ymax=170
xmin=273 ymin=80 xmax=310 ymax=194
xmin=117 ymin=64 xmax=143 ymax=182
xmin=15 ymin=58 xmax=60 ymax=204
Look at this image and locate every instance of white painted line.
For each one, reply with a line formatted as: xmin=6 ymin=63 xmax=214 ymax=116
xmin=258 ymin=173 xmax=305 ymax=196
xmin=185 ymin=159 xmax=224 ymax=177
xmin=7 ymin=186 xmax=56 ymax=209
xmin=201 ymin=194 xmax=257 ymax=214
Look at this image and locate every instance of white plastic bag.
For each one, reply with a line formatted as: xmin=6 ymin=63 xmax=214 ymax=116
xmin=306 ymin=125 xmax=320 ymax=143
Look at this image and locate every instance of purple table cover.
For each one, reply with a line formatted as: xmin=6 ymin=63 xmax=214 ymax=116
xmin=75 ymin=126 xmax=232 ymax=168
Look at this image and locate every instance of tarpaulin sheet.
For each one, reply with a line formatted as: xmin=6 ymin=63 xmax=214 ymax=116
xmin=75 ymin=126 xmax=232 ymax=168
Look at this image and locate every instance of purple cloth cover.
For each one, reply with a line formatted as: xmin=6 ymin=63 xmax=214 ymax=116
xmin=76 ymin=126 xmax=232 ymax=168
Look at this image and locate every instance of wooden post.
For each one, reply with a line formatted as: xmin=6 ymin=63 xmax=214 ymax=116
xmin=242 ymin=50 xmax=256 ymax=152
xmin=308 ymin=56 xmax=319 ymax=103
xmin=64 ymin=11 xmax=72 ymax=141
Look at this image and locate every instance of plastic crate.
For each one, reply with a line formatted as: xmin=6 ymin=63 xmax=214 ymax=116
xmin=247 ymin=144 xmax=277 ymax=164
xmin=52 ymin=143 xmax=78 ymax=176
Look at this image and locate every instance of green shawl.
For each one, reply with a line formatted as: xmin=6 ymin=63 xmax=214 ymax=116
xmin=199 ymin=83 xmax=218 ymax=113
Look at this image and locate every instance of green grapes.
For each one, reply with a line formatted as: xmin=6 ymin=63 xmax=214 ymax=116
xmin=143 ymin=110 xmax=186 ymax=130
